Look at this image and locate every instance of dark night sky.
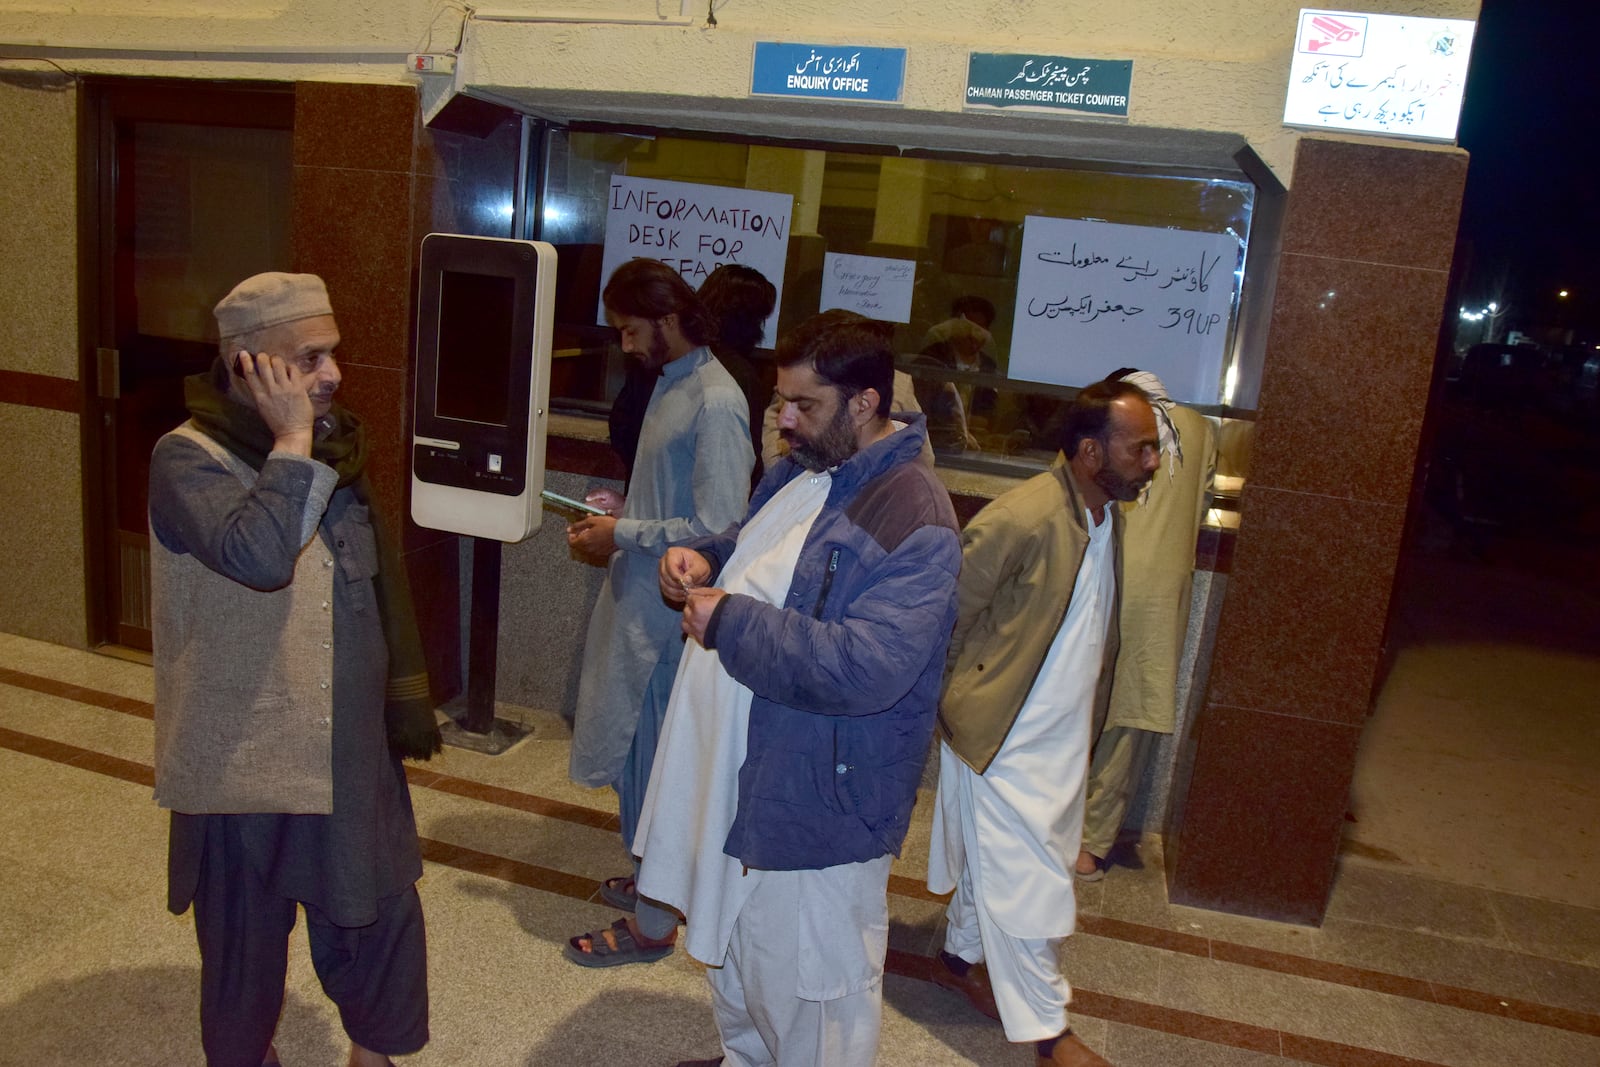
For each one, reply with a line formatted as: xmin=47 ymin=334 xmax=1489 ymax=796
xmin=1455 ymin=1 xmax=1600 ymax=336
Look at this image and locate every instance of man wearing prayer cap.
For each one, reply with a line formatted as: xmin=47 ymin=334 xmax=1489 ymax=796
xmin=150 ymin=271 xmax=439 ymax=1067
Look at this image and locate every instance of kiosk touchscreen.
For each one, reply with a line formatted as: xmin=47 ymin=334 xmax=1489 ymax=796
xmin=412 ymin=234 xmax=556 ymax=541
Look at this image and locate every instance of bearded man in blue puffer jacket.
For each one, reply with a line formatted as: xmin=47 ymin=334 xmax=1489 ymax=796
xmin=631 ymin=309 xmax=961 ymax=1067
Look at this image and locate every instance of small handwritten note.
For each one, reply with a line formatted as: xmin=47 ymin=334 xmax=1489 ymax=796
xmin=1009 ymin=216 xmax=1241 ymax=403
xmin=818 ymin=253 xmax=916 ymax=322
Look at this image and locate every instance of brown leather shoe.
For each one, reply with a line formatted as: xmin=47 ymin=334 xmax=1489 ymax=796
xmin=1036 ymin=1029 xmax=1111 ymax=1066
xmin=931 ymin=951 xmax=1002 ymax=1021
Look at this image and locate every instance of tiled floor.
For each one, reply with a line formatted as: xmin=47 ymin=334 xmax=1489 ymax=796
xmin=1 ymin=630 xmax=1598 ymax=1066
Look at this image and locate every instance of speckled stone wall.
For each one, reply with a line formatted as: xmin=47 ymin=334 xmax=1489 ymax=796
xmin=0 ymin=405 xmax=87 ymax=646
xmin=0 ymin=76 xmax=86 ymax=647
xmin=1167 ymin=136 xmax=1469 ymax=924
xmin=0 ymin=77 xmax=77 ymax=381
xmin=495 ymin=470 xmax=612 ymax=719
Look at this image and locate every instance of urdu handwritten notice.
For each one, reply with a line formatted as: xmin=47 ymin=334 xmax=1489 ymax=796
xmin=1282 ymin=9 xmax=1475 ymax=142
xmin=599 ymin=175 xmax=793 ymax=343
xmin=818 ymin=253 xmax=915 ymax=322
xmin=1009 ymin=216 xmax=1241 ymax=404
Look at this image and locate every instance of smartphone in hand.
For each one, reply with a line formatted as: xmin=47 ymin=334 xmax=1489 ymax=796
xmin=540 ymin=489 xmax=607 ymax=517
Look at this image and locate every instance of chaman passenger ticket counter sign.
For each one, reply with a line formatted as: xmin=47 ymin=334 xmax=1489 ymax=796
xmin=964 ymin=53 xmax=1134 ymax=117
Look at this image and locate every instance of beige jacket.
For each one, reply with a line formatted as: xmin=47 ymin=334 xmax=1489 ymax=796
xmin=937 ymin=454 xmax=1123 ymax=774
xmin=1106 ymin=404 xmax=1216 ymax=733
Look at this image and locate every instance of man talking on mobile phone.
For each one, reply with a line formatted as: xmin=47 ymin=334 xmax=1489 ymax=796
xmin=148 ymin=272 xmax=440 ymax=1067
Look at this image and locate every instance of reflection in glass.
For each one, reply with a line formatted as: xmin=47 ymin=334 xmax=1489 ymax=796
xmin=532 ymin=129 xmax=1257 ymax=476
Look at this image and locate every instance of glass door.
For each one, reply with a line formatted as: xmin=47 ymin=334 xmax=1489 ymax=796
xmin=86 ymin=80 xmax=293 ymax=649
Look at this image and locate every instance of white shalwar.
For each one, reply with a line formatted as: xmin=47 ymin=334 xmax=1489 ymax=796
xmin=928 ymin=505 xmax=1117 ymax=1042
xmin=636 ymin=470 xmax=890 ymax=1067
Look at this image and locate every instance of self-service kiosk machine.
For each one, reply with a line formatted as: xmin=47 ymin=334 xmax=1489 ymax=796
xmin=411 ymin=233 xmax=557 ymax=542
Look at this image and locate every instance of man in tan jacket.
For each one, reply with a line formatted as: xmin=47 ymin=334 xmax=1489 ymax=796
xmin=1077 ymin=369 xmax=1216 ymax=882
xmin=927 ymin=378 xmax=1159 ymax=1067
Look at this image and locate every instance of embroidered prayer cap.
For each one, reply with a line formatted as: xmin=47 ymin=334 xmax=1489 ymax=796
xmin=214 ymin=273 xmax=334 ymax=337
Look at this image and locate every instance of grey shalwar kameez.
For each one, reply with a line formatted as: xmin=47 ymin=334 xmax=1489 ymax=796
xmin=569 ymin=346 xmax=753 ymax=851
xmin=151 ymin=425 xmax=426 ymax=1066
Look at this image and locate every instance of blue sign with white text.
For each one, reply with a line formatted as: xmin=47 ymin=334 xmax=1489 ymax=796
xmin=751 ymin=42 xmax=906 ymax=104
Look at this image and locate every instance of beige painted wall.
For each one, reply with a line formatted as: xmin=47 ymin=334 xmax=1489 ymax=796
xmin=0 ymin=404 xmax=86 ymax=646
xmin=0 ymin=76 xmax=85 ymax=646
xmin=0 ymin=76 xmax=76 ymax=379
xmin=2 ymin=1 xmax=1479 ymax=181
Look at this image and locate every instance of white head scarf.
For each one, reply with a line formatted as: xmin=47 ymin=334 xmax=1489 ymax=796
xmin=1117 ymin=369 xmax=1183 ymax=493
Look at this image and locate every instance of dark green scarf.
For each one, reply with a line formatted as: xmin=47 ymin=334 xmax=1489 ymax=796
xmin=185 ymin=360 xmax=442 ymax=761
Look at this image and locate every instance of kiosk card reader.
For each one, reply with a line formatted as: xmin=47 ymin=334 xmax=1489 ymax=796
xmin=411 ymin=234 xmax=556 ymax=542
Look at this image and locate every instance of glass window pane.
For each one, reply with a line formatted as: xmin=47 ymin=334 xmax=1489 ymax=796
xmin=128 ymin=122 xmax=292 ymax=342
xmin=534 ymin=127 xmax=1256 ymax=474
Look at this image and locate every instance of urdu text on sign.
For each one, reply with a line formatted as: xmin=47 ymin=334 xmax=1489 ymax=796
xmin=1282 ymin=9 xmax=1476 ymax=141
xmin=751 ymin=42 xmax=906 ymax=104
xmin=965 ymin=53 xmax=1133 ymax=117
xmin=1009 ymin=216 xmax=1241 ymax=404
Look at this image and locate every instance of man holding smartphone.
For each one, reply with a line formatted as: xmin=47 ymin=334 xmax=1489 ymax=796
xmin=149 ymin=272 xmax=438 ymax=1067
xmin=564 ymin=258 xmax=754 ymax=967
xmin=634 ymin=309 xmax=961 ymax=1066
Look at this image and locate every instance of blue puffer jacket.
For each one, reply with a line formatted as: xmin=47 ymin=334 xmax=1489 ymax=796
xmin=693 ymin=414 xmax=961 ymax=871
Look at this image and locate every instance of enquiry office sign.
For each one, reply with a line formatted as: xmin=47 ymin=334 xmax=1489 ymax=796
xmin=751 ymin=42 xmax=906 ymax=103
xmin=966 ymin=53 xmax=1133 ymax=116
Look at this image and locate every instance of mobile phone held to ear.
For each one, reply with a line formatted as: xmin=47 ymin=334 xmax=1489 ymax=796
xmin=540 ymin=489 xmax=607 ymax=517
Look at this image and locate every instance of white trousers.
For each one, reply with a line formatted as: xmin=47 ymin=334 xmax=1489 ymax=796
xmin=944 ymin=861 xmax=1070 ymax=1043
xmin=708 ymin=860 xmax=889 ymax=1067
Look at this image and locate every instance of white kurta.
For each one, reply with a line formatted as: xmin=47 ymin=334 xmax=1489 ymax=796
xmin=929 ymin=504 xmax=1117 ymax=939
xmin=634 ymin=469 xmax=833 ymax=968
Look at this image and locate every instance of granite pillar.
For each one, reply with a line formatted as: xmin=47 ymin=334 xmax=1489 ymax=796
xmin=1167 ymin=137 xmax=1468 ymax=923
xmin=291 ymin=82 xmax=465 ymax=704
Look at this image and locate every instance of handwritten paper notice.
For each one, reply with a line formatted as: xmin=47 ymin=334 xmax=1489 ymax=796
xmin=1009 ymin=216 xmax=1241 ymax=403
xmin=599 ymin=175 xmax=794 ymax=342
xmin=1282 ymin=9 xmax=1475 ymax=142
xmin=818 ymin=253 xmax=915 ymax=322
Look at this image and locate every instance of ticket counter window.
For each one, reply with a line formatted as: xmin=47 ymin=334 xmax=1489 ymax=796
xmin=530 ymin=127 xmax=1258 ymax=489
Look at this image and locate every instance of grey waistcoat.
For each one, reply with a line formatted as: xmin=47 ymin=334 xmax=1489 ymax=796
xmin=151 ymin=423 xmax=337 ymax=814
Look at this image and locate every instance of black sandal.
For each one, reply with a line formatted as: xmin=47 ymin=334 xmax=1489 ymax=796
xmin=563 ymin=917 xmax=675 ymax=968
xmin=598 ymin=874 xmax=639 ymax=912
